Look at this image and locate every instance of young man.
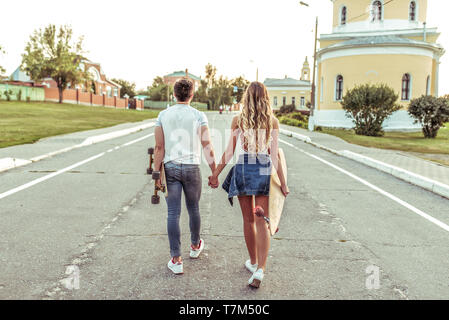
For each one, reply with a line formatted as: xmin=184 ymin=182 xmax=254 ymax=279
xmin=153 ymin=78 xmax=216 ymax=275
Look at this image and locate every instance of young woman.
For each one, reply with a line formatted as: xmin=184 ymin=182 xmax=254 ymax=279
xmin=209 ymin=82 xmax=289 ymax=288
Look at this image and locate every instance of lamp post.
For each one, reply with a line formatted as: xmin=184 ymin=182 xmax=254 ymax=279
xmin=249 ymin=59 xmax=259 ymax=82
xmin=300 ymin=1 xmax=318 ymax=131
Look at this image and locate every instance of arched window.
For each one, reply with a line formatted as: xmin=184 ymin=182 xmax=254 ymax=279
xmin=372 ymin=1 xmax=382 ymax=22
xmin=401 ymin=74 xmax=411 ymax=100
xmin=336 ymin=75 xmax=344 ymax=101
xmin=409 ymin=1 xmax=416 ymax=21
xmin=341 ymin=6 xmax=347 ymax=25
xmin=426 ymin=75 xmax=431 ymax=95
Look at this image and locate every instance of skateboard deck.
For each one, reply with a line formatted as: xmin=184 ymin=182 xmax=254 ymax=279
xmin=159 ymin=163 xmax=168 ymax=198
xmin=268 ymin=148 xmax=288 ymax=236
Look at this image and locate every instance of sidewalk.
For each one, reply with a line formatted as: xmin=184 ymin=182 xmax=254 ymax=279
xmin=280 ymin=124 xmax=449 ymax=199
xmin=0 ymin=119 xmax=155 ymax=172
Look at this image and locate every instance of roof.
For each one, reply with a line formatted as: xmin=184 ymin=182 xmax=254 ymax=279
xmin=164 ymin=71 xmax=201 ymax=81
xmin=264 ymin=77 xmax=311 ymax=87
xmin=320 ymin=35 xmax=444 ymax=54
xmin=10 ymin=67 xmax=33 ymax=82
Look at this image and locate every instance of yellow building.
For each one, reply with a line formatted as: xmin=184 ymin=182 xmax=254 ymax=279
xmin=312 ymin=0 xmax=445 ymax=130
xmin=264 ymin=58 xmax=312 ymax=110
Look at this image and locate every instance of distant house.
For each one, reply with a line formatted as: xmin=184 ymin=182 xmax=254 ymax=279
xmin=163 ymin=69 xmax=201 ymax=91
xmin=9 ymin=60 xmax=121 ymax=97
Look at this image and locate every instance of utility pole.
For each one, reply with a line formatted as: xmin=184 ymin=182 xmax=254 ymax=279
xmin=311 ymin=16 xmax=318 ymax=118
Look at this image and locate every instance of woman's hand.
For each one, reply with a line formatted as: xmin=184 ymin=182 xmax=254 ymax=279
xmin=281 ymin=183 xmax=289 ymax=197
xmin=208 ymin=174 xmax=219 ymax=189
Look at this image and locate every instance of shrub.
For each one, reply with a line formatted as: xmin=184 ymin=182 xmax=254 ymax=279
xmin=4 ymin=90 xmax=12 ymax=101
xmin=408 ymin=95 xmax=449 ymax=139
xmin=17 ymin=89 xmax=22 ymax=101
xmin=278 ymin=116 xmax=308 ymax=129
xmin=279 ymin=104 xmax=296 ymax=114
xmin=26 ymin=96 xmax=31 ymax=103
xmin=341 ymin=83 xmax=401 ymax=137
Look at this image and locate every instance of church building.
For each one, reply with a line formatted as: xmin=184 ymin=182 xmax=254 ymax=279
xmin=312 ymin=0 xmax=445 ymax=130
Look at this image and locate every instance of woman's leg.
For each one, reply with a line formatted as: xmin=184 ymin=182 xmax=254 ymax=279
xmin=238 ymin=195 xmax=257 ymax=265
xmin=254 ymin=195 xmax=270 ymax=271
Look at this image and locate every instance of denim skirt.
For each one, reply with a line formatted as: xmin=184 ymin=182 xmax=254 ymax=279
xmin=222 ymin=153 xmax=271 ymax=205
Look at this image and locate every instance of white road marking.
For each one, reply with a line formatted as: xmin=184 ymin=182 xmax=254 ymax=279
xmin=0 ymin=133 xmax=154 ymax=201
xmin=279 ymin=138 xmax=449 ymax=233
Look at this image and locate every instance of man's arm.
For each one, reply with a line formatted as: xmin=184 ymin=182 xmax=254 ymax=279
xmin=154 ymin=126 xmax=165 ymax=174
xmin=200 ymin=125 xmax=216 ymax=173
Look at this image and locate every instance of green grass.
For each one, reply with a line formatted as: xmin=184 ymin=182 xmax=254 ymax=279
xmin=0 ymin=101 xmax=160 ymax=149
xmin=321 ymin=124 xmax=449 ymax=157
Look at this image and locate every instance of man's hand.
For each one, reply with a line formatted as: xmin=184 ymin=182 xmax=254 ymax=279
xmin=208 ymin=175 xmax=219 ymax=189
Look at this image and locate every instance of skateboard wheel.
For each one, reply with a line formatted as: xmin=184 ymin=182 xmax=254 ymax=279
xmin=148 ymin=147 xmax=154 ymax=155
xmin=152 ymin=171 xmax=161 ymax=180
xmin=151 ymin=195 xmax=160 ymax=205
xmin=147 ymin=168 xmax=153 ymax=175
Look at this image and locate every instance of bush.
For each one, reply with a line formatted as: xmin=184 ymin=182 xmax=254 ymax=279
xmin=341 ymin=83 xmax=401 ymax=137
xmin=278 ymin=116 xmax=308 ymax=129
xmin=408 ymin=95 xmax=449 ymax=138
xmin=17 ymin=90 xmax=22 ymax=101
xmin=288 ymin=112 xmax=307 ymax=122
xmin=26 ymin=96 xmax=31 ymax=103
xmin=4 ymin=90 xmax=12 ymax=101
xmin=279 ymin=104 xmax=296 ymax=114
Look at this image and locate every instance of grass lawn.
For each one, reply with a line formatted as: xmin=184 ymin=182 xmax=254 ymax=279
xmin=321 ymin=124 xmax=449 ymax=166
xmin=0 ymin=101 xmax=160 ymax=149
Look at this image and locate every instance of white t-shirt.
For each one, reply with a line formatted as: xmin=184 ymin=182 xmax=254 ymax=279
xmin=155 ymin=104 xmax=208 ymax=165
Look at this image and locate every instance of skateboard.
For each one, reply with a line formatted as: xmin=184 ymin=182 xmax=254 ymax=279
xmin=268 ymin=148 xmax=288 ymax=236
xmin=252 ymin=148 xmax=288 ymax=236
xmin=147 ymin=147 xmax=168 ymax=205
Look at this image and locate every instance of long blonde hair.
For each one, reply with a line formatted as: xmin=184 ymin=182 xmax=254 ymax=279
xmin=237 ymin=82 xmax=273 ymax=153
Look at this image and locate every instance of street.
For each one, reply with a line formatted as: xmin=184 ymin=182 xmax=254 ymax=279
xmin=1 ymin=113 xmax=449 ymax=300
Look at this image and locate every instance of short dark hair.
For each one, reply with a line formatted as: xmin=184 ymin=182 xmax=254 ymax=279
xmin=174 ymin=78 xmax=194 ymax=102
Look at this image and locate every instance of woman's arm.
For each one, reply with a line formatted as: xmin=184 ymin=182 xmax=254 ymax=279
xmin=209 ymin=116 xmax=239 ymax=186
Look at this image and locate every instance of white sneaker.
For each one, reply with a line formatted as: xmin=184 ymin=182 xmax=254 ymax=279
xmin=248 ymin=268 xmax=264 ymax=288
xmin=190 ymin=239 xmax=204 ymax=259
xmin=167 ymin=258 xmax=183 ymax=275
xmin=245 ymin=260 xmax=258 ymax=273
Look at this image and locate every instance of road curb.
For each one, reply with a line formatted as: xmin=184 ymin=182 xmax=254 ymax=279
xmin=280 ymin=128 xmax=449 ymax=200
xmin=0 ymin=122 xmax=155 ymax=173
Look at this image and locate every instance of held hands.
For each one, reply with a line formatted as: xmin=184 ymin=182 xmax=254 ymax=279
xmin=208 ymin=173 xmax=219 ymax=189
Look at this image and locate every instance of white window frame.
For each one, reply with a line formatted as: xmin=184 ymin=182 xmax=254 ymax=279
xmin=370 ymin=0 xmax=384 ymax=22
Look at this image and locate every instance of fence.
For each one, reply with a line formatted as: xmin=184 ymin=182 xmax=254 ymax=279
xmin=44 ymin=87 xmax=144 ymax=110
xmin=0 ymin=84 xmax=45 ymax=101
xmin=144 ymin=100 xmax=207 ymax=110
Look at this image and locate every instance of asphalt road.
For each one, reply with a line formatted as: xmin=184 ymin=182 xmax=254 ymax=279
xmin=1 ymin=113 xmax=449 ymax=300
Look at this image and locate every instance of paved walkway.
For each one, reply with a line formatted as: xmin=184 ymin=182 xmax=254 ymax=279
xmin=280 ymin=124 xmax=449 ymax=187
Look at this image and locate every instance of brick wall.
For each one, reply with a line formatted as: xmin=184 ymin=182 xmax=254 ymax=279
xmin=44 ymin=88 xmax=143 ymax=110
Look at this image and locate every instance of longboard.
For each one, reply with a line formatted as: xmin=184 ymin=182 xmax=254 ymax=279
xmin=268 ymin=148 xmax=288 ymax=236
xmin=148 ymin=148 xmax=168 ymax=204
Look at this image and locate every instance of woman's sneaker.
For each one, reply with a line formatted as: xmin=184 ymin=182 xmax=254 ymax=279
xmin=245 ymin=260 xmax=258 ymax=273
xmin=167 ymin=258 xmax=183 ymax=275
xmin=248 ymin=268 xmax=264 ymax=288
xmin=190 ymin=239 xmax=204 ymax=259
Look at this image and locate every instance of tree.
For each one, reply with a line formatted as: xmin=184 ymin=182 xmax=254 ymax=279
xmin=341 ymin=83 xmax=401 ymax=136
xmin=205 ymin=63 xmax=217 ymax=90
xmin=21 ymin=25 xmax=89 ymax=103
xmin=231 ymin=76 xmax=250 ymax=103
xmin=408 ymin=95 xmax=449 ymax=138
xmin=148 ymin=76 xmax=172 ymax=102
xmin=111 ymin=78 xmax=136 ymax=98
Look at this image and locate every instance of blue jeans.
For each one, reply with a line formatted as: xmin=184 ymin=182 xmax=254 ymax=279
xmin=164 ymin=161 xmax=202 ymax=257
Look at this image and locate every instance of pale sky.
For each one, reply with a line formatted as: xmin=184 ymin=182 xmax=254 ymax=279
xmin=0 ymin=0 xmax=448 ymax=95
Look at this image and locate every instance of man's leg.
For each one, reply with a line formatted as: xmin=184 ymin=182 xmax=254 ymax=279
xmin=165 ymin=167 xmax=183 ymax=260
xmin=181 ymin=165 xmax=202 ymax=248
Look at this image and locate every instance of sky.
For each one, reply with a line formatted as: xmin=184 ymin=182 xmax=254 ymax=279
xmin=0 ymin=0 xmax=448 ymax=94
